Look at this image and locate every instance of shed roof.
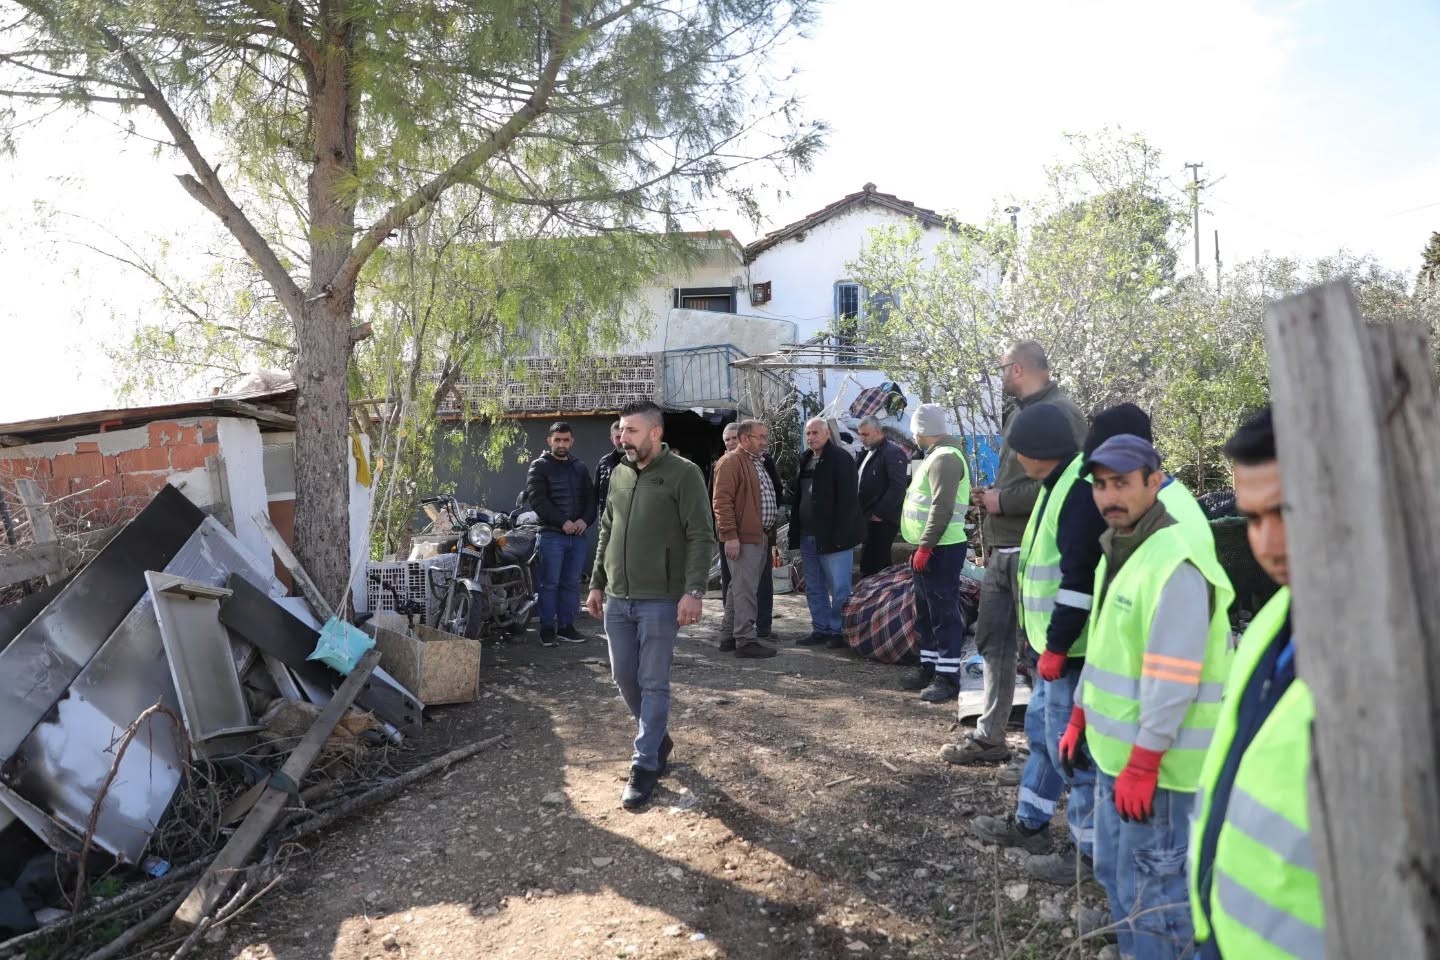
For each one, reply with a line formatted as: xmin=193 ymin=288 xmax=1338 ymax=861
xmin=0 ymin=388 xmax=298 ymax=446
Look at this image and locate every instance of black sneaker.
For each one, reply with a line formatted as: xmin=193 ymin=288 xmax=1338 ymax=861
xmin=826 ymin=633 xmax=848 ymax=649
xmin=659 ymin=734 xmax=674 ymax=777
xmin=735 ymin=641 xmax=778 ymax=659
xmin=900 ymin=665 xmax=935 ymax=691
xmin=796 ymin=633 xmax=827 ymax=646
xmin=539 ymin=627 xmax=558 ymax=647
xmin=718 ymin=637 xmax=736 ymax=652
xmin=919 ymin=673 xmax=961 ymax=702
xmin=556 ymin=625 xmax=586 ymax=643
xmin=622 ymin=764 xmax=661 ymax=809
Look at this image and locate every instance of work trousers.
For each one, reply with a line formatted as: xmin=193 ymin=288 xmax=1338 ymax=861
xmin=913 ymin=541 xmax=967 ymax=676
xmin=860 ymin=519 xmax=900 ymax=578
xmin=1093 ymin=772 xmax=1196 ymax=960
xmin=719 ymin=542 xmax=773 ymax=635
xmin=605 ymin=597 xmax=680 ymax=772
xmin=973 ymin=549 xmax=1021 ymax=743
xmin=720 ymin=542 xmax=767 ymax=644
xmin=1015 ymin=665 xmax=1096 ymax=859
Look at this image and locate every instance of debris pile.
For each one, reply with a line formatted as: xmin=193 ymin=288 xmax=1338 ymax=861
xmin=0 ymin=484 xmax=486 ymax=958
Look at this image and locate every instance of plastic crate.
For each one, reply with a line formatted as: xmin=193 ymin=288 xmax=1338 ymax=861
xmin=365 ymin=554 xmax=459 ymax=626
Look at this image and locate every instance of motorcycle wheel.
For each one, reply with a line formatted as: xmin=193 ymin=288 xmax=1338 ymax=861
xmin=440 ymin=583 xmax=486 ymax=641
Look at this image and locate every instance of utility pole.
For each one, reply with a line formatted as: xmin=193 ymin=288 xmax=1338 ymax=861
xmin=1185 ymin=161 xmax=1205 ymax=274
xmin=1214 ymin=229 xmax=1222 ymax=296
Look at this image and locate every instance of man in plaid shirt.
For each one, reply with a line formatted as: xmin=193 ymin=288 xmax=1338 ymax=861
xmin=712 ymin=419 xmax=780 ymax=658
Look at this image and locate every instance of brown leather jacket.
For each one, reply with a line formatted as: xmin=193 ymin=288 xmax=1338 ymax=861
xmin=712 ymin=450 xmax=767 ymax=545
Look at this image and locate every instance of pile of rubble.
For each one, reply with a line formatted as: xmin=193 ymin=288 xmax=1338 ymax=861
xmin=0 ymin=485 xmax=490 ymax=959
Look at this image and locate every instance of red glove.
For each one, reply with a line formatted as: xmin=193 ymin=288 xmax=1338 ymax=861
xmin=1114 ymin=746 xmax=1165 ymax=822
xmin=910 ymin=546 xmax=933 ymax=573
xmin=1058 ymin=706 xmax=1089 ymax=777
xmin=1037 ymin=649 xmax=1067 ymax=681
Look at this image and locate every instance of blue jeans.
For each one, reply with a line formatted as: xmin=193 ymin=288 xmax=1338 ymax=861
xmin=800 ymin=536 xmax=852 ymax=635
xmin=537 ymin=531 xmax=586 ymax=630
xmin=1093 ymin=771 xmax=1196 ymax=960
xmin=604 ymin=598 xmax=679 ymax=772
xmin=914 ymin=542 xmax=967 ymax=675
xmin=720 ymin=544 xmax=774 ymax=634
xmin=1015 ymin=665 xmax=1096 ymax=857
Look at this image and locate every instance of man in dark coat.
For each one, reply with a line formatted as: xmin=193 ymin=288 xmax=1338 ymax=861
xmin=788 ymin=417 xmax=862 ymax=647
xmin=525 ymin=421 xmax=596 ymax=645
xmin=855 ymin=414 xmax=910 ymax=577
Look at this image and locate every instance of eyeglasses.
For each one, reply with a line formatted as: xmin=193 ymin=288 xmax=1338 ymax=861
xmin=998 ymin=361 xmax=1019 ymax=374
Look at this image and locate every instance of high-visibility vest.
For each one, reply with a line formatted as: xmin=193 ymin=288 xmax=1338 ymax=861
xmin=900 ymin=445 xmax=970 ymax=546
xmin=1189 ymin=589 xmax=1324 ymax=959
xmin=1016 ymin=455 xmax=1088 ymax=656
xmin=1081 ymin=521 xmax=1235 ymax=791
xmin=1160 ymin=479 xmax=1214 ymax=554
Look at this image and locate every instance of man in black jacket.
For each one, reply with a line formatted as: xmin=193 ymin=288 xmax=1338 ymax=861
xmin=788 ymin=417 xmax=862 ymax=648
xmin=594 ymin=419 xmax=625 ymax=515
xmin=525 ymin=421 xmax=597 ymax=645
xmin=855 ymin=415 xmax=910 ymax=578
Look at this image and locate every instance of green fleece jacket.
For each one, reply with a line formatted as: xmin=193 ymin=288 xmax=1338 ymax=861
xmin=590 ymin=444 xmax=715 ymax=600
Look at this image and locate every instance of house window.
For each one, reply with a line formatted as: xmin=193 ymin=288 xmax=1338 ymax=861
xmin=673 ymin=287 xmax=736 ymax=313
xmin=834 ymin=281 xmax=864 ymax=363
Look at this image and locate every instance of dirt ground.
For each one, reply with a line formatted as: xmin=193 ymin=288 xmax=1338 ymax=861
xmin=214 ymin=592 xmax=1112 ymax=960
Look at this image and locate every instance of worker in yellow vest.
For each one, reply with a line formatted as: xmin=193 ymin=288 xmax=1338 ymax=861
xmin=1189 ymin=407 xmax=1322 ymax=959
xmin=966 ymin=403 xmax=1107 ymax=890
xmin=1057 ymin=434 xmax=1234 ymax=960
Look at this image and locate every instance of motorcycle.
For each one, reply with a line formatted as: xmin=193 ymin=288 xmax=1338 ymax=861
xmin=416 ymin=495 xmax=539 ymax=641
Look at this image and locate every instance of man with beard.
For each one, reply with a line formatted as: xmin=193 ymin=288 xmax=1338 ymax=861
xmin=1058 ymin=433 xmax=1233 ymax=959
xmin=525 ymin=421 xmax=596 ymax=645
xmin=587 ymin=401 xmax=713 ymax=809
xmin=856 ymin=415 xmax=910 ymax=578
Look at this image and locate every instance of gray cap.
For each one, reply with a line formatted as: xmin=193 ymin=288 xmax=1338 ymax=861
xmin=1082 ymin=434 xmax=1161 ymax=476
xmin=910 ymin=403 xmax=948 ymax=437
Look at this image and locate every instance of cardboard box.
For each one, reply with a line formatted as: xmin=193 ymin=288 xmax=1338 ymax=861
xmin=371 ymin=618 xmax=480 ymax=705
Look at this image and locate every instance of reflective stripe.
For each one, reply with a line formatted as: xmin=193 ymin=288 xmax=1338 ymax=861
xmin=1023 ymin=595 xmax=1056 ymax=613
xmin=1055 ymin=588 xmax=1093 ymax=611
xmin=1086 ymin=664 xmax=1224 ymax=703
xmin=1019 ymin=786 xmax=1057 ymax=816
xmin=1227 ymin=787 xmax=1316 ymax=873
xmin=1216 ymin=872 xmax=1326 ymax=960
xmin=920 ymin=650 xmax=938 ymax=662
xmin=1086 ymin=710 xmax=1215 ymax=752
xmin=1025 ymin=564 xmax=1061 ymax=581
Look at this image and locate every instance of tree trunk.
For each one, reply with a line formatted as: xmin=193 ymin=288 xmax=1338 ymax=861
xmin=295 ymin=22 xmax=360 ymax=610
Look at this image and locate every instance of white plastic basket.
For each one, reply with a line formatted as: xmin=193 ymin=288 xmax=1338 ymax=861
xmin=364 ymin=554 xmax=459 ymax=626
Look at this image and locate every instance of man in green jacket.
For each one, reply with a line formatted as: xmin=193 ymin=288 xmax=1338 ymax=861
xmin=587 ymin=400 xmax=715 ymax=809
xmin=948 ymin=340 xmax=1088 ymax=765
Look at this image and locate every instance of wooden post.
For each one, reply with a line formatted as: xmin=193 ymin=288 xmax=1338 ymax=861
xmin=1264 ymin=280 xmax=1440 ymax=959
xmin=15 ymin=479 xmax=62 ymax=585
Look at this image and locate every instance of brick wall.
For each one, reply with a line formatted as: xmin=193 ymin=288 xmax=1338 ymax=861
xmin=0 ymin=418 xmax=222 ymax=536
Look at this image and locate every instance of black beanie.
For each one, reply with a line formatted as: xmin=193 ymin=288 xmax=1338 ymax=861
xmin=1009 ymin=404 xmax=1079 ymax=460
xmin=1084 ymin=403 xmax=1152 ymax=458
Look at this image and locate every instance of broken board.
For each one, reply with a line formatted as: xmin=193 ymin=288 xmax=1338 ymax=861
xmin=219 ymin=575 xmax=423 ymax=737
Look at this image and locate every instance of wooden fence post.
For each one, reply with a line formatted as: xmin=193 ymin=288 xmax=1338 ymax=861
xmin=1265 ymin=280 xmax=1440 ymax=958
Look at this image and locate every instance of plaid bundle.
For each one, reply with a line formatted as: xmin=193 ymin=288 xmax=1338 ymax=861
xmin=841 ymin=563 xmax=984 ymax=664
xmin=849 ymin=384 xmax=890 ymax=419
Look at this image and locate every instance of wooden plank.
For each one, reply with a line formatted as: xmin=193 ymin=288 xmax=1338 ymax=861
xmin=0 ymin=542 xmax=65 ymax=591
xmin=15 ymin=479 xmax=61 ymax=585
xmin=1264 ymin=281 xmax=1440 ymax=959
xmin=251 ymin=510 xmax=335 ymax=620
xmin=172 ymin=647 xmax=381 ymax=930
xmin=212 ymin=399 xmax=297 ymax=429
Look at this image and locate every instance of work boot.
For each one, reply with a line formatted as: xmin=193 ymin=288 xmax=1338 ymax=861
xmin=718 ymin=636 xmax=736 ymax=652
xmin=968 ymin=814 xmax=1052 ymax=855
xmin=1077 ymin=904 xmax=1118 ymax=944
xmin=826 ymin=632 xmax=848 ymax=649
xmin=939 ymin=736 xmax=1011 ymax=765
xmin=659 ymin=734 xmax=674 ymax=777
xmin=919 ymin=673 xmax=961 ymax=702
xmin=997 ymin=752 xmax=1027 ymax=786
xmin=622 ymin=765 xmax=661 ymax=810
xmin=556 ymin=625 xmax=586 ymax=643
xmin=736 ymin=641 xmax=778 ymax=659
xmin=796 ymin=632 xmax=827 ymax=646
xmin=538 ymin=627 xmax=558 ymax=647
xmin=1026 ymin=844 xmax=1092 ymax=886
xmin=899 ymin=664 xmax=935 ymax=691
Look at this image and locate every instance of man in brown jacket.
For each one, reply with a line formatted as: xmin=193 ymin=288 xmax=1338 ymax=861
xmin=712 ymin=419 xmax=779 ymax=659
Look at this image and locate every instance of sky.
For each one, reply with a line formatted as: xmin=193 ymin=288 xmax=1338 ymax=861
xmin=2 ymin=0 xmax=1438 ymax=421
